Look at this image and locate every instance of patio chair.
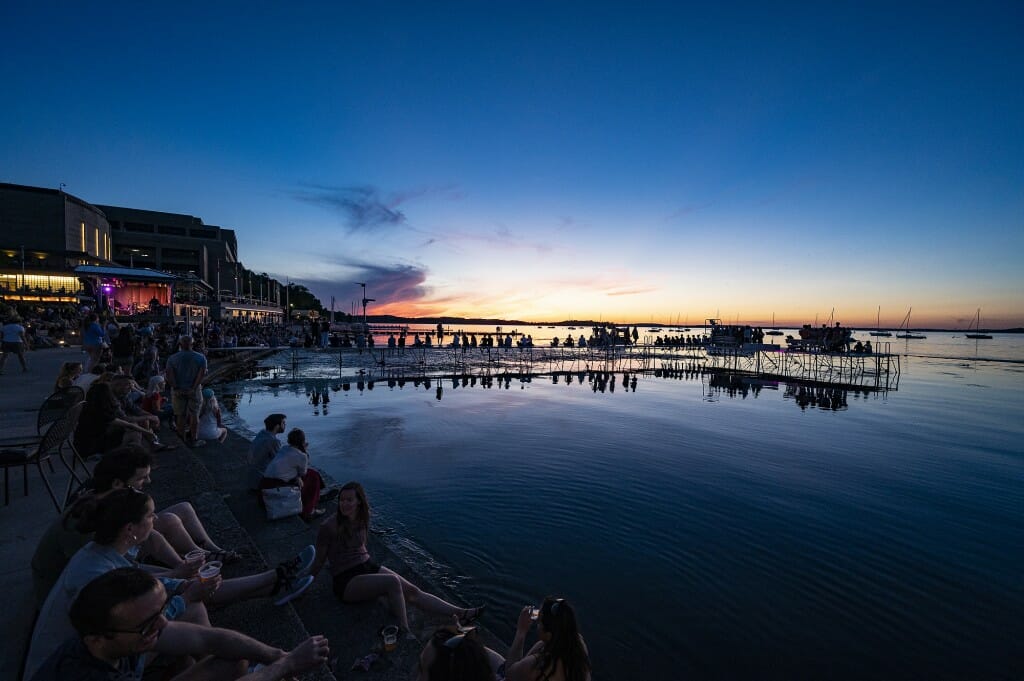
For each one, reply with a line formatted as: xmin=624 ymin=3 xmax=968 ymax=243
xmin=0 ymin=401 xmax=84 ymax=513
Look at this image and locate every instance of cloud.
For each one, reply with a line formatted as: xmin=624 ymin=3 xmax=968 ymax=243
xmin=289 ymin=183 xmax=464 ymax=232
xmin=275 ymin=258 xmax=432 ymax=314
xmin=605 ymin=286 xmax=659 ymax=297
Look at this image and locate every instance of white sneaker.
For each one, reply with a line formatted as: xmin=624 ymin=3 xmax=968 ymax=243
xmin=274 ymin=574 xmax=314 ymax=606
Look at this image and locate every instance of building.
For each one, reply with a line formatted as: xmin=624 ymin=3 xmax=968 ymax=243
xmin=1 ymin=183 xmax=285 ymax=323
xmin=0 ymin=182 xmax=114 ymax=303
xmin=97 ymin=204 xmax=238 ymax=283
xmin=99 ymin=203 xmax=284 ymax=321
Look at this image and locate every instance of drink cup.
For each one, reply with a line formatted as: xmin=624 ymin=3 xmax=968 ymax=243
xmin=199 ymin=560 xmax=222 ymax=582
xmin=185 ymin=549 xmax=205 ymax=566
xmin=384 ymin=634 xmax=397 ymax=652
xmin=529 ymin=607 xmax=541 ymax=621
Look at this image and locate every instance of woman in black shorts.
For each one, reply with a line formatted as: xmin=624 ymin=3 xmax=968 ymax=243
xmin=307 ymin=481 xmax=483 ymax=636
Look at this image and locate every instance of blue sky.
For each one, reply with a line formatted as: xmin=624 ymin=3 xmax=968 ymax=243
xmin=2 ymin=1 xmax=1022 ymax=326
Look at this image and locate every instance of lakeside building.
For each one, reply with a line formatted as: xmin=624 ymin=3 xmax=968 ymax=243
xmin=0 ymin=183 xmax=114 ymax=304
xmin=0 ymin=183 xmax=285 ymax=322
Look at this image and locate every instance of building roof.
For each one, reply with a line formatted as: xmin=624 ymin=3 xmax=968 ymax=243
xmin=74 ymin=265 xmax=179 ymax=282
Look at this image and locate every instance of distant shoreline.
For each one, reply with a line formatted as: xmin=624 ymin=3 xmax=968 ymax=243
xmin=358 ymin=316 xmax=1024 ymax=334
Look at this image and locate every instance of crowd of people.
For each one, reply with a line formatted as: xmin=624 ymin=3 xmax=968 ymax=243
xmin=17 ymin=304 xmax=591 ymax=680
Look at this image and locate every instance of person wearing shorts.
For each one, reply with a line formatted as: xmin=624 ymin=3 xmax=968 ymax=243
xmin=164 ymin=335 xmax=207 ymax=447
xmin=0 ymin=315 xmax=29 ymax=374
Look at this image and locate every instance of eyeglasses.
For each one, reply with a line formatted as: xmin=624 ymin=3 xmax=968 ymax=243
xmin=106 ymin=597 xmax=169 ymax=637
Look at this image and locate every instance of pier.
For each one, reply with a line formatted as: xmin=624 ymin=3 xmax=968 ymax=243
xmin=233 ymin=341 xmax=901 ymax=395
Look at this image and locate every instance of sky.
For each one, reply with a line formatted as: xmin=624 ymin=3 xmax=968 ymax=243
xmin=2 ymin=1 xmax=1022 ymax=328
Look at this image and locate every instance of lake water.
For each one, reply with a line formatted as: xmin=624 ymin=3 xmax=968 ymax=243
xmin=221 ymin=327 xmax=1024 ymax=680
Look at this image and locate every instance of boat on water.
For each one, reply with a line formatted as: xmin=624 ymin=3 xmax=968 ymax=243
xmin=647 ymin=328 xmax=662 ymax=333
xmin=895 ymin=307 xmax=926 ymax=339
xmin=870 ymin=306 xmax=892 ymax=337
xmin=965 ymin=308 xmax=993 ymax=339
xmin=765 ymin=312 xmax=784 ymax=336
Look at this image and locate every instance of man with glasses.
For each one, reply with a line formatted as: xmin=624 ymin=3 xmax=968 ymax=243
xmin=29 ymin=567 xmax=331 ymax=681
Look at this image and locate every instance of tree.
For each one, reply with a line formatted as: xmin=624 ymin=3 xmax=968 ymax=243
xmin=285 ymin=283 xmax=324 ymax=312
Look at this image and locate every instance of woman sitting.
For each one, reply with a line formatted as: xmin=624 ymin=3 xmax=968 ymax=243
xmin=197 ymin=387 xmax=228 ymax=443
xmin=260 ymin=428 xmax=326 ymax=520
xmin=505 ymin=597 xmax=591 ymax=681
xmin=307 ymin=481 xmax=483 ymax=637
xmin=139 ymin=374 xmax=168 ymax=417
xmin=417 ymin=618 xmax=505 ymax=681
xmin=54 ymin=361 xmax=83 ymax=391
xmin=73 ymin=382 xmax=157 ymax=458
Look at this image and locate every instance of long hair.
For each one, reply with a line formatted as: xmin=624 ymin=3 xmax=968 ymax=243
xmin=92 ymin=488 xmax=152 ymax=545
xmin=536 ymin=596 xmax=591 ymax=681
xmin=426 ymin=627 xmax=494 ymax=681
xmin=85 ymin=381 xmax=119 ymax=411
xmin=55 ymin=362 xmax=82 ymax=391
xmin=335 ymin=481 xmax=370 ymax=539
xmin=286 ymin=428 xmax=307 ymax=453
xmin=145 ymin=375 xmax=164 ymax=397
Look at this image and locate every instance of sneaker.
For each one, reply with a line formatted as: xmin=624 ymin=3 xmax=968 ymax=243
xmin=279 ymin=544 xmax=316 ymax=578
xmin=274 ymin=574 xmax=314 ymax=606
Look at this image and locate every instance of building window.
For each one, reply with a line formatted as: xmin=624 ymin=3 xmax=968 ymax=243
xmin=125 ymin=222 xmax=155 ymax=233
xmin=189 ymin=228 xmax=217 ymax=239
xmin=80 ymin=222 xmax=85 ymax=252
xmin=158 ymin=225 xmax=187 ymax=236
xmin=94 ymin=227 xmax=99 ymax=257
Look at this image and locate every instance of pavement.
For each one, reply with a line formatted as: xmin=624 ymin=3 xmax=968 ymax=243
xmin=0 ymin=346 xmax=503 ymax=680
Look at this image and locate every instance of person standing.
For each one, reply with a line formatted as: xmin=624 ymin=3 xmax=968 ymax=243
xmin=80 ymin=313 xmax=106 ymax=372
xmin=164 ymin=335 xmax=208 ymax=447
xmin=0 ymin=315 xmax=30 ymax=374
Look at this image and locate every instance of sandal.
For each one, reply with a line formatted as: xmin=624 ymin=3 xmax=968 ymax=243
xmin=459 ymin=604 xmax=487 ymax=626
xmin=203 ymin=548 xmax=243 ymax=564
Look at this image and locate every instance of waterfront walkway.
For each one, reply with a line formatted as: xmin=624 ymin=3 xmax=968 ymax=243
xmin=0 ymin=347 xmax=496 ymax=680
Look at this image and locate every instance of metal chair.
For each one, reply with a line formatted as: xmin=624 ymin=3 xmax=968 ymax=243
xmin=0 ymin=401 xmax=84 ymax=513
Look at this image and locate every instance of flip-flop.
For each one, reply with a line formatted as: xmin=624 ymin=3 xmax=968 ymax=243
xmin=459 ymin=604 xmax=487 ymax=626
xmin=203 ymin=548 xmax=243 ymax=564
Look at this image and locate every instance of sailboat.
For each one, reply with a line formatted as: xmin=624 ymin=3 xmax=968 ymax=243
xmin=870 ymin=306 xmax=892 ymax=337
xmin=896 ymin=307 xmax=926 ymax=339
xmin=965 ymin=308 xmax=993 ymax=339
xmin=765 ymin=312 xmax=783 ymax=336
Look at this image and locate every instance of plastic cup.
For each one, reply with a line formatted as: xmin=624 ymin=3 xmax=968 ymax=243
xmin=198 ymin=560 xmax=222 ymax=582
xmin=185 ymin=549 xmax=205 ymax=565
xmin=383 ymin=634 xmax=397 ymax=652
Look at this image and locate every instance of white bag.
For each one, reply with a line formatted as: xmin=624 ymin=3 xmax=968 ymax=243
xmin=263 ymin=485 xmax=302 ymax=520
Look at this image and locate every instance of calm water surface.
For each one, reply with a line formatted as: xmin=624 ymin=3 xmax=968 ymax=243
xmin=222 ymin=329 xmax=1023 ymax=680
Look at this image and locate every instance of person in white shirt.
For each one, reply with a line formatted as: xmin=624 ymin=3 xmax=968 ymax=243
xmin=1 ymin=315 xmax=30 ymax=373
xmin=260 ymin=428 xmax=326 ymax=520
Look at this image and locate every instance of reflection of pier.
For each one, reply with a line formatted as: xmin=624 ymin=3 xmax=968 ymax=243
xmin=699 ymin=342 xmax=899 ymax=391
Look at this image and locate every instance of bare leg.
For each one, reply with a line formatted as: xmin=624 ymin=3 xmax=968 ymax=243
xmin=155 ymin=511 xmax=204 ymax=555
xmin=381 ymin=566 xmax=467 ymax=617
xmin=207 ymin=570 xmax=276 ymax=606
xmin=178 ymin=600 xmax=211 ymax=627
xmin=160 ymin=501 xmax=222 ymax=551
xmin=343 ymin=572 xmax=410 ymax=631
xmin=168 ymin=657 xmax=247 ymax=681
xmin=141 ymin=529 xmax=185 ymax=567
